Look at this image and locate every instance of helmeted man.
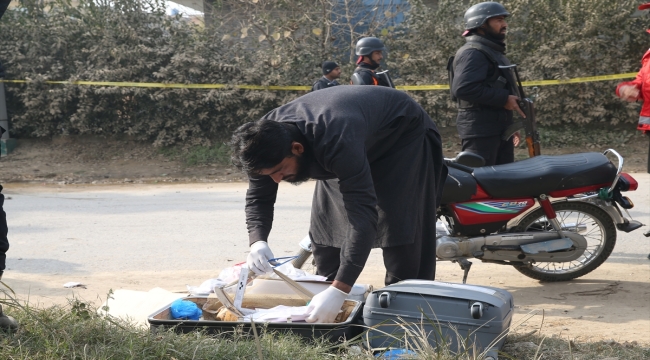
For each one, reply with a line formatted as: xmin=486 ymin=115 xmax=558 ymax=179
xmin=230 ymin=86 xmax=445 ymax=323
xmin=350 ymin=37 xmax=394 ymax=87
xmin=311 ymin=61 xmax=341 ymax=91
xmin=615 ymin=2 xmax=650 ymax=174
xmin=451 ymin=2 xmax=524 ymax=166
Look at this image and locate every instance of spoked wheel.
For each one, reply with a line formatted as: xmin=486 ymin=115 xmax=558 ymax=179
xmin=513 ymin=202 xmax=617 ymax=281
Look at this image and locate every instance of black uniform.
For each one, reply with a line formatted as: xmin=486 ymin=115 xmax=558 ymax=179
xmin=451 ymin=35 xmax=519 ymax=166
xmin=311 ymin=77 xmax=339 ymax=91
xmin=0 ymin=185 xmax=8 ymax=280
xmin=245 ymin=86 xmax=446 ymax=286
xmin=351 ymin=62 xmax=391 ymax=87
xmin=0 ymin=0 xmax=9 ymax=20
xmin=0 ymin=125 xmax=6 ymax=279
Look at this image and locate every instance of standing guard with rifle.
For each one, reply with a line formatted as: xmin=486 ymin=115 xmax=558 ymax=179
xmin=449 ymin=2 xmax=538 ymax=166
xmin=350 ymin=37 xmax=395 ymax=88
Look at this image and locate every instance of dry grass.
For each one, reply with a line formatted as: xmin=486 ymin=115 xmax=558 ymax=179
xmin=1 ymin=284 xmax=648 ymax=360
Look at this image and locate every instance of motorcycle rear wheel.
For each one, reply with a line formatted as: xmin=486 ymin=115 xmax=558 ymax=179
xmin=513 ymin=201 xmax=616 ymax=281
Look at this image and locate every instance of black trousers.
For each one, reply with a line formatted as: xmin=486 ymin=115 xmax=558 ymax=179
xmin=311 ymin=233 xmax=437 ymax=286
xmin=0 ymin=185 xmax=8 ymax=276
xmin=461 ymin=135 xmax=514 ymax=166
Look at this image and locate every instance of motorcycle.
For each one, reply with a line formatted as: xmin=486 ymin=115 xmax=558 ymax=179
xmin=293 ymin=149 xmax=643 ymax=283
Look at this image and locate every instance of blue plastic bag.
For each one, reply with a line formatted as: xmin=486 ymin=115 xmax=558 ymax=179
xmin=169 ymin=299 xmax=202 ymax=320
xmin=375 ymin=349 xmax=416 ymax=359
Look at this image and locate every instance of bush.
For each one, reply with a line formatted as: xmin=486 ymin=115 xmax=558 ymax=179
xmin=0 ymin=0 xmax=646 ymax=145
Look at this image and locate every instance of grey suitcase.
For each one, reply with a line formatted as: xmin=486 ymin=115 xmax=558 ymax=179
xmin=363 ymin=280 xmax=513 ymax=359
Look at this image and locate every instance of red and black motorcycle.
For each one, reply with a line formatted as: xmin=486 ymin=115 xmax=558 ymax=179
xmin=293 ymin=67 xmax=643 ymax=283
xmin=292 ymin=149 xmax=642 ymax=283
xmin=437 ymin=149 xmax=642 ymax=282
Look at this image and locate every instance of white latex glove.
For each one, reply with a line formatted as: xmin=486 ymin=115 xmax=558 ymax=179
xmin=247 ymin=241 xmax=275 ymax=275
xmin=305 ymin=286 xmax=348 ymax=323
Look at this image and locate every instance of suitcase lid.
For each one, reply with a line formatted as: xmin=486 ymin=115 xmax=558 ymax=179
xmin=380 ymin=280 xmax=511 ymax=307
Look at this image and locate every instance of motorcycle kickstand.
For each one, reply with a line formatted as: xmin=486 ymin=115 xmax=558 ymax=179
xmin=455 ymin=258 xmax=473 ymax=284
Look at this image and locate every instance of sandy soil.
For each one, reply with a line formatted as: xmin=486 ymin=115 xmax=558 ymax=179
xmin=0 ymin=128 xmax=648 ymax=185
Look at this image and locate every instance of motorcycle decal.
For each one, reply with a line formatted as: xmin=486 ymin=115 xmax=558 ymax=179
xmin=456 ymin=200 xmax=531 ymax=214
xmin=450 ymin=198 xmax=536 ymax=225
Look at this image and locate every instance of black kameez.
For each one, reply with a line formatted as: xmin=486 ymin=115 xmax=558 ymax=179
xmin=245 ymin=86 xmax=446 ymax=285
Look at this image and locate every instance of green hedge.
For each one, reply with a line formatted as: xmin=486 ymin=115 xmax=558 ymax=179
xmin=0 ymin=0 xmax=646 ymax=145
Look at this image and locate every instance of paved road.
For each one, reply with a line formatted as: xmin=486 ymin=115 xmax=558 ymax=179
xmin=4 ymin=174 xmax=648 ymax=275
xmin=1 ymin=173 xmax=649 ymax=341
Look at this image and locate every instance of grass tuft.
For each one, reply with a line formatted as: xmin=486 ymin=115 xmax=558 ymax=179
xmin=158 ymin=143 xmax=231 ymax=166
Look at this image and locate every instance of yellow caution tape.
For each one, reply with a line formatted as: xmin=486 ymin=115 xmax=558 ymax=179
xmin=0 ymin=72 xmax=638 ymax=90
xmin=397 ymin=72 xmax=639 ymax=91
xmin=0 ymin=79 xmax=312 ymax=90
xmin=397 ymin=84 xmax=450 ymax=90
xmin=518 ymin=72 xmax=639 ymax=87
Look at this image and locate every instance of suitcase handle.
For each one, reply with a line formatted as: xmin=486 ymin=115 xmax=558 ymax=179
xmin=379 ymin=292 xmax=391 ymax=308
xmin=471 ymin=302 xmax=484 ymax=319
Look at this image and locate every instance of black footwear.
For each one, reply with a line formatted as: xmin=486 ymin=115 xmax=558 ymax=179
xmin=0 ymin=305 xmax=18 ymax=331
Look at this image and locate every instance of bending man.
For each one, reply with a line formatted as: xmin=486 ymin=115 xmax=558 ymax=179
xmin=230 ymin=86 xmax=446 ymax=323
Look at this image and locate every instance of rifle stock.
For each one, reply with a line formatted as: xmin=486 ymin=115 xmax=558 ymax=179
xmin=519 ymin=98 xmax=541 ymax=157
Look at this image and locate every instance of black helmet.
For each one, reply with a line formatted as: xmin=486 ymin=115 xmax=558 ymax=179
xmin=464 ymin=2 xmax=510 ymax=31
xmin=355 ymin=37 xmax=386 ymax=56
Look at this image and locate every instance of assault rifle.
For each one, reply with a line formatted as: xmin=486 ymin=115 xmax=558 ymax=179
xmin=499 ymin=64 xmax=541 ymax=157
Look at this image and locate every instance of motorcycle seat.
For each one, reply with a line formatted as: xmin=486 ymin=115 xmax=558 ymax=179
xmin=441 ymin=166 xmax=478 ymax=204
xmin=472 ymin=152 xmax=617 ymax=198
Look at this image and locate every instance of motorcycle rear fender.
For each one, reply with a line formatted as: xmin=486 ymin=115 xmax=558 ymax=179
xmin=508 ymin=197 xmax=641 ymax=232
xmin=506 ymin=198 xmax=600 ymax=230
xmin=581 ymin=198 xmax=626 ymax=224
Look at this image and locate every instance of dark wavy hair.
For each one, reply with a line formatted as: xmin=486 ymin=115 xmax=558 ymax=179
xmin=230 ymin=120 xmax=296 ymax=175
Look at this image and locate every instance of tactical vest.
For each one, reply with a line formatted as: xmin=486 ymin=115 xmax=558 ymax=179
xmin=350 ymin=68 xmax=379 ymax=86
xmin=350 ymin=67 xmax=394 ymax=88
xmin=450 ymin=37 xmax=518 ymax=109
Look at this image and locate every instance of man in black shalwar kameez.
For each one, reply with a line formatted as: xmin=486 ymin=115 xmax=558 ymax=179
xmin=230 ymin=86 xmax=446 ymax=323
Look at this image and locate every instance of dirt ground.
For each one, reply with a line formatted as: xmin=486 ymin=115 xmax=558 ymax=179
xmin=0 ymin=130 xmax=649 ymax=344
xmin=0 ymin=127 xmax=648 ymax=185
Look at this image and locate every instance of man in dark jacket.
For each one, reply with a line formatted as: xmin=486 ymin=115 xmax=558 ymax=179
xmin=311 ymin=61 xmax=341 ymax=91
xmin=0 ymin=0 xmax=9 ymax=20
xmin=0 ymin=122 xmax=17 ymax=332
xmin=451 ymin=2 xmax=525 ymax=166
xmin=0 ymin=182 xmax=8 ymax=285
xmin=230 ymin=86 xmax=445 ymax=323
xmin=350 ymin=37 xmax=394 ymax=87
xmin=0 ymin=0 xmax=18 ymax=331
